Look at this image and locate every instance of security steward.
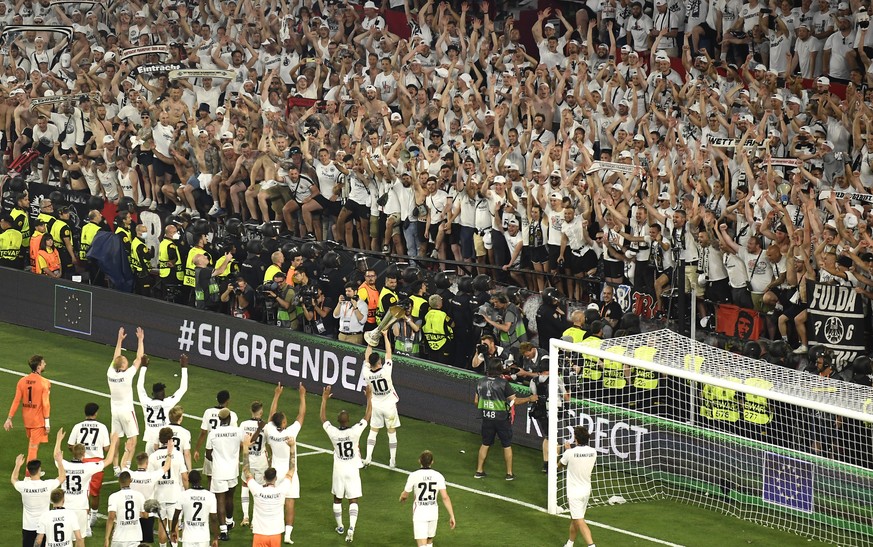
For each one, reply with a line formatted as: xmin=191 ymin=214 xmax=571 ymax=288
xmin=157 ymin=223 xmax=184 ymax=301
xmin=114 ymin=211 xmax=134 ymax=253
xmin=357 ymin=268 xmax=380 ymax=335
xmin=631 ymin=345 xmax=662 ymax=413
xmin=50 ymin=205 xmax=80 ymax=278
xmin=0 ymin=213 xmax=22 ymax=267
xmin=562 ymin=310 xmax=587 ymax=342
xmin=422 ymin=294 xmax=454 ymax=364
xmin=79 ymin=209 xmax=106 ymax=283
xmin=184 ymin=231 xmax=210 ymax=294
xmin=407 ymin=279 xmax=430 ymax=324
xmin=377 ymin=269 xmax=399 ymax=324
xmin=264 ymin=250 xmax=285 ymax=285
xmin=10 ymin=192 xmax=31 ymax=268
xmin=29 ymin=218 xmax=47 ymax=273
xmin=130 ymin=223 xmax=155 ymax=296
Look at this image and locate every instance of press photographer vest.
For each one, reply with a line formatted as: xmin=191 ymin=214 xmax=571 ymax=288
xmin=358 ymin=283 xmax=379 ymax=324
xmin=37 ymin=248 xmax=60 ymax=275
xmin=497 ymin=304 xmax=527 ymax=347
xmin=184 ymin=247 xmax=208 ymax=287
xmin=394 ymin=319 xmax=420 ymax=356
xmin=80 ymin=222 xmax=101 ymax=260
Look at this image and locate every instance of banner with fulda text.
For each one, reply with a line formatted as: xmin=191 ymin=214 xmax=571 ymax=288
xmin=806 ymin=280 xmax=867 ymax=367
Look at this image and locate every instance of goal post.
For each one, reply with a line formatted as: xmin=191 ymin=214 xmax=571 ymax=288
xmin=547 ymin=329 xmax=873 ymax=546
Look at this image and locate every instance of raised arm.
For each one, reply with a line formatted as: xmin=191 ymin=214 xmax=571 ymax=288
xmin=113 ymin=326 xmax=127 ymax=360
xmin=133 ymin=327 xmax=145 ymax=368
xmin=173 ymin=354 xmax=189 ymax=400
xmin=295 ymin=383 xmax=307 ymax=426
xmin=269 ymin=383 xmax=283 ymax=419
xmin=363 ymin=385 xmax=373 ymax=423
xmin=320 ymin=385 xmax=331 ymax=423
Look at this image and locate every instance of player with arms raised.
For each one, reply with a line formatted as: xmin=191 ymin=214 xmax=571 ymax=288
xmin=149 ymin=427 xmax=189 ymax=545
xmin=239 ymin=400 xmax=269 ymax=528
xmin=108 ymin=327 xmax=145 ymax=472
xmin=137 ymin=354 xmax=189 ymax=452
xmin=241 ymin=435 xmax=296 ymax=547
xmin=362 ymin=331 xmax=400 ymax=468
xmin=57 ymin=432 xmax=120 ymax=538
xmin=12 ymin=429 xmax=67 ymax=547
xmin=68 ymin=403 xmax=112 ymax=531
xmin=320 ymin=385 xmax=372 ymax=543
xmin=264 ymin=382 xmax=306 ymax=545
xmin=400 ymin=450 xmax=456 ymax=547
xmin=559 ymin=426 xmax=597 ymax=547
xmin=5 ymin=354 xmax=52 ymax=472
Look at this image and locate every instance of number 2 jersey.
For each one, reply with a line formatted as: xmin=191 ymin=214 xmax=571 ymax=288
xmin=178 ymin=487 xmax=217 ymax=543
xmin=362 ymin=358 xmax=398 ymax=407
xmin=404 ymin=468 xmax=447 ymax=522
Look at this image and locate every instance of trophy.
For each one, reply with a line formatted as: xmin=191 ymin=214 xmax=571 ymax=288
xmin=364 ymin=304 xmax=408 ymax=346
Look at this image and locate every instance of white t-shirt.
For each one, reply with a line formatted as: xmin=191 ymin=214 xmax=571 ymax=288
xmin=15 ymin=478 xmax=61 ymax=531
xmin=106 ymin=488 xmax=145 ymax=542
xmin=247 ymin=478 xmax=291 ymax=535
xmin=205 ymin=425 xmax=245 ymax=481
xmin=404 ymin=468 xmax=447 ymax=521
xmin=177 ymin=488 xmax=217 ymax=542
xmin=148 ymin=446 xmax=188 ymax=503
xmin=107 ymin=364 xmax=138 ymax=413
xmin=68 ymin=419 xmax=110 ymax=460
xmin=127 ymin=467 xmax=163 ymax=500
xmin=361 ymin=358 xmax=398 ymax=407
xmin=199 ymin=407 xmax=239 ymax=435
xmin=323 ymin=419 xmax=367 ymax=470
xmin=240 ymin=418 xmax=268 ymax=469
xmin=137 ymin=368 xmax=188 ymax=441
xmin=560 ymin=444 xmax=597 ymax=498
xmin=265 ymin=421 xmax=301 ymax=474
xmin=59 ymin=460 xmax=103 ymax=510
xmin=35 ymin=507 xmax=80 ymax=546
xmin=166 ymin=423 xmax=192 ymax=455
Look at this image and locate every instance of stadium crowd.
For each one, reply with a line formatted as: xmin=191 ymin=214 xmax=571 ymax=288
xmin=1 ymin=1 xmax=873 ymax=406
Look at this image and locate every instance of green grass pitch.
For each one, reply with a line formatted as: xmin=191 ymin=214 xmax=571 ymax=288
xmin=0 ymin=322 xmax=833 ymax=546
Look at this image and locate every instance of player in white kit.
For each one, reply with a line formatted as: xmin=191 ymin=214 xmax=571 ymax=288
xmin=56 ymin=432 xmax=120 ymax=537
xmin=171 ymin=469 xmax=219 ymax=547
xmin=205 ymin=408 xmax=246 ymax=541
xmin=108 ymin=326 xmax=145 ymax=472
xmin=137 ymin=354 xmax=188 ymax=450
xmin=193 ymin=390 xmax=237 ymax=484
xmin=12 ymin=430 xmax=66 ymax=547
xmin=35 ymin=488 xmax=84 ymax=547
xmin=559 ymin=426 xmax=597 ymax=547
xmin=264 ymin=382 xmax=306 ymax=544
xmin=362 ymin=333 xmax=400 ymax=467
xmin=128 ymin=447 xmax=174 ymax=545
xmin=161 ymin=405 xmax=193 ymax=472
xmin=105 ymin=471 xmax=147 ymax=547
xmin=68 ymin=402 xmax=111 ymax=529
xmin=239 ymin=400 xmax=269 ymax=527
xmin=149 ymin=427 xmax=189 ymax=545
xmin=400 ymin=450 xmax=457 ymax=546
xmin=320 ymin=385 xmax=372 ymax=543
xmin=242 ymin=435 xmax=295 ymax=546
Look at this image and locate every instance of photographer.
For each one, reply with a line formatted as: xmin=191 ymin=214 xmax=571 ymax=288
xmin=297 ymin=273 xmax=334 ymax=336
xmin=262 ymin=272 xmax=299 ymax=329
xmin=471 ymin=334 xmax=504 ymax=371
xmin=221 ymin=276 xmax=255 ymax=319
xmin=333 ymin=281 xmax=368 ymax=345
xmin=481 ymin=293 xmax=528 ymax=351
xmin=529 ymin=358 xmax=570 ymax=473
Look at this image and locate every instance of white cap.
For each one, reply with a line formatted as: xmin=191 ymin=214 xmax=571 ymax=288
xmin=845 ymin=213 xmax=859 ymax=229
xmin=493 ymin=175 xmax=507 ymax=184
xmin=633 ymin=134 xmax=645 ymax=141
xmin=611 ymin=182 xmax=623 ymax=191
xmin=550 ymin=169 xmax=562 ymax=177
xmin=788 ymin=96 xmax=802 ymax=105
xmin=459 ymin=73 xmax=473 ymax=84
xmin=657 ymin=168 xmax=668 ymax=177
xmin=658 ymin=192 xmax=671 ymax=201
xmin=390 ymin=112 xmax=402 ymax=121
xmin=655 ymin=0 xmax=667 ymax=5
xmin=135 ymin=10 xmax=146 ymax=17
xmin=102 ymin=135 xmax=114 ymax=143
xmin=838 ymin=1 xmax=850 ymax=9
xmin=506 ymin=162 xmax=519 ymax=171
xmin=549 ymin=191 xmax=563 ymax=200
xmin=822 ymin=140 xmax=835 ymax=149
xmin=655 ymin=52 xmax=669 ymax=62
xmin=216 ymin=106 xmax=226 ymax=114
xmin=544 ymin=22 xmax=555 ymax=29
xmin=484 ymin=109 xmax=494 ymax=117
xmin=364 ymin=0 xmax=377 ymax=8
xmin=43 ymin=89 xmax=55 ymax=97
xmin=104 ymin=51 xmax=116 ymax=62
xmin=817 ymin=76 xmax=830 ymax=86
xmin=587 ymin=303 xmax=600 ymax=311
xmin=10 ymin=88 xmax=24 ymax=95
xmin=507 ymin=217 xmax=519 ymax=226
xmin=221 ymin=131 xmax=234 ymax=139
xmin=621 ymin=45 xmax=631 ymax=53
xmin=619 ymin=150 xmax=634 ymax=159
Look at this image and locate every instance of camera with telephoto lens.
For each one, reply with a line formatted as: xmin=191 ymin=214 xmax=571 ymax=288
xmin=472 ymin=302 xmax=499 ymax=328
xmin=296 ymin=284 xmax=319 ymax=310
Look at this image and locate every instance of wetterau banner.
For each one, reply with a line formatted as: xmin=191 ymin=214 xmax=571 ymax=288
xmin=707 ymin=136 xmax=765 ymax=149
xmin=0 ymin=268 xmax=547 ymax=449
xmin=806 ymin=280 xmax=867 ymax=366
xmin=121 ymin=45 xmax=169 ymax=61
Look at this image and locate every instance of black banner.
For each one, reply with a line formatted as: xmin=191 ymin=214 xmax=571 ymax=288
xmin=806 ymin=280 xmax=867 ymax=366
xmin=0 ymin=267 xmax=544 ymax=448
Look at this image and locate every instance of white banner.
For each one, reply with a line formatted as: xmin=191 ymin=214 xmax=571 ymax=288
xmin=818 ymin=190 xmax=873 ymax=203
xmin=120 ymin=45 xmax=169 ymax=61
xmin=168 ymin=69 xmax=237 ymax=80
xmin=707 ymin=136 xmax=765 ymax=149
xmin=586 ymin=161 xmax=639 ymax=175
xmin=768 ymin=158 xmax=803 ymax=167
xmin=30 ymin=92 xmax=99 ymax=110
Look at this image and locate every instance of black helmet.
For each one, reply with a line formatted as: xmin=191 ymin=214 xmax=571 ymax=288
xmin=214 ymin=238 xmax=233 ymax=256
xmin=246 ymin=239 xmax=263 ymax=255
xmin=117 ymin=196 xmax=137 ymax=213
xmin=809 ymin=345 xmax=833 ymax=369
xmin=402 ymin=266 xmax=422 ymax=284
xmin=281 ymin=243 xmax=300 ymax=257
xmin=260 ymin=223 xmax=278 ymax=237
xmin=472 ymin=274 xmax=491 ymax=293
xmin=225 ymin=217 xmax=243 ymax=236
xmin=191 ymin=218 xmax=211 ymax=235
xmin=767 ymin=340 xmax=790 ymax=364
xmin=262 ymin=238 xmax=280 ymax=254
xmin=165 ymin=214 xmax=183 ymax=227
xmin=322 ymin=251 xmax=341 ymax=269
xmin=301 ymin=241 xmax=322 ymax=260
xmin=433 ymin=271 xmax=451 ymax=290
xmin=853 ymin=355 xmax=873 ymax=376
xmin=7 ymin=177 xmax=26 ymax=194
xmin=542 ymin=286 xmax=562 ymax=305
xmin=354 ymin=252 xmax=368 ymax=270
xmin=87 ymin=195 xmax=105 ymax=211
xmin=457 ymin=276 xmax=474 ymax=294
xmin=505 ymin=286 xmax=522 ymax=304
xmin=743 ymin=341 xmax=762 ymax=359
xmin=49 ymin=190 xmax=65 ymax=206
xmin=384 ymin=264 xmax=401 ymax=280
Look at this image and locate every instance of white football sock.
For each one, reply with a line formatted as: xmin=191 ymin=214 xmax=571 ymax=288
xmin=241 ymin=486 xmax=250 ymax=518
xmin=333 ymin=503 xmax=343 ymax=527
xmin=365 ymin=430 xmax=378 ymax=461
xmin=349 ymin=502 xmax=359 ymax=529
xmin=387 ymin=431 xmax=398 ymax=462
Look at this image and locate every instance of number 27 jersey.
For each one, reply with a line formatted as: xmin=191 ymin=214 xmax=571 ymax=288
xmin=362 ymin=359 xmax=398 ymax=405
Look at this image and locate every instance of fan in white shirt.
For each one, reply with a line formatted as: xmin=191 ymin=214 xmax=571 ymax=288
xmin=320 ymin=385 xmax=372 ymax=543
xmin=170 ymin=470 xmax=218 ymax=546
xmin=12 ymin=431 xmax=66 ymax=547
xmin=400 ymin=450 xmax=456 ymax=547
xmin=205 ymin=409 xmax=246 ymax=541
xmin=35 ymin=488 xmax=84 ymax=547
xmin=136 ymin=354 xmax=189 ymax=449
xmin=558 ymin=426 xmax=598 ymax=547
xmin=107 ymin=326 xmax=145 ymax=471
xmin=263 ymin=382 xmax=307 ymax=544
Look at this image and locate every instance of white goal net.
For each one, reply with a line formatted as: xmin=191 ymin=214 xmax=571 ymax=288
xmin=547 ymin=329 xmax=873 ymax=546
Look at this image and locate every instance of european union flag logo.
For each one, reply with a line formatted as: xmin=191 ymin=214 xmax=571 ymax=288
xmin=762 ymin=452 xmax=814 ymax=513
xmin=54 ymin=285 xmax=93 ymax=336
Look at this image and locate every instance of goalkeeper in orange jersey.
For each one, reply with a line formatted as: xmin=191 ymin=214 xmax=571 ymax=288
xmin=4 ymin=355 xmax=52 ymax=473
